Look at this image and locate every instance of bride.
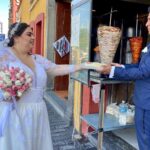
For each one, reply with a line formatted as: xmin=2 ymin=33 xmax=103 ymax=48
xmin=0 ymin=22 xmax=103 ymax=150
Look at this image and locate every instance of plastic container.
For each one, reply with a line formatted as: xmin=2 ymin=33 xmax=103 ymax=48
xmin=126 ymin=109 xmax=135 ymax=124
xmin=118 ymin=100 xmax=128 ymax=125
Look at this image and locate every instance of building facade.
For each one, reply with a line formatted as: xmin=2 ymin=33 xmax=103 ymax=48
xmin=9 ymin=0 xmax=73 ymax=117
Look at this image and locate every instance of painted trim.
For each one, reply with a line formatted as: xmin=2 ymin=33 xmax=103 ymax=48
xmin=35 ymin=13 xmax=44 ymax=55
xmin=30 ymin=21 xmax=35 ymax=53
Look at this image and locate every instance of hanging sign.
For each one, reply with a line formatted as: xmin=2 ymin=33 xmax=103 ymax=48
xmin=53 ymin=36 xmax=71 ymax=58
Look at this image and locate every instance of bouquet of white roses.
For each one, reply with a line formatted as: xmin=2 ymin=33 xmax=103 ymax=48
xmin=0 ymin=66 xmax=32 ymax=136
xmin=0 ymin=66 xmax=32 ymax=101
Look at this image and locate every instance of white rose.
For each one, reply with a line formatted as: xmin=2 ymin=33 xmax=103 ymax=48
xmin=25 ymin=74 xmax=30 ymax=79
xmin=15 ymin=80 xmax=22 ymax=86
xmin=0 ymin=80 xmax=4 ymax=84
xmin=3 ymin=76 xmax=11 ymax=83
xmin=19 ymin=69 xmax=24 ymax=74
xmin=16 ymin=73 xmax=21 ymax=79
xmin=0 ymin=72 xmax=6 ymax=78
xmin=5 ymin=80 xmax=12 ymax=86
xmin=3 ymin=92 xmax=11 ymax=99
xmin=26 ymin=78 xmax=32 ymax=83
xmin=5 ymin=71 xmax=11 ymax=76
xmin=17 ymin=91 xmax=23 ymax=97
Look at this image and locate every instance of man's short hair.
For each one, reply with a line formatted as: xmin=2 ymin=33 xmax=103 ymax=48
xmin=148 ymin=6 xmax=150 ymax=13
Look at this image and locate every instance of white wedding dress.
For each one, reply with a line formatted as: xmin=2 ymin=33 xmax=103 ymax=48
xmin=0 ymin=47 xmax=55 ymax=150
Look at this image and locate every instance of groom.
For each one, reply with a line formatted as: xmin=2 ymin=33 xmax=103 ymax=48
xmin=100 ymin=7 xmax=150 ymax=150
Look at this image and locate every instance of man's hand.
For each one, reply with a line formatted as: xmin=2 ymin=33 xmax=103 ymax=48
xmin=96 ymin=64 xmax=112 ymax=74
xmin=96 ymin=63 xmax=124 ymax=75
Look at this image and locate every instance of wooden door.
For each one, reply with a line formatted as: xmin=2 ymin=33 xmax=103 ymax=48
xmin=54 ymin=1 xmax=71 ymax=90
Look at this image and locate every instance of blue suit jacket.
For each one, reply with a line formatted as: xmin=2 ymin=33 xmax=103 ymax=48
xmin=114 ymin=44 xmax=150 ymax=109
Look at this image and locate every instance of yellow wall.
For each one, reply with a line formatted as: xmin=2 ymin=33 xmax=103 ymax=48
xmin=19 ymin=0 xmax=47 ymax=53
xmin=73 ymin=81 xmax=82 ymax=133
xmin=18 ymin=0 xmax=30 ymax=23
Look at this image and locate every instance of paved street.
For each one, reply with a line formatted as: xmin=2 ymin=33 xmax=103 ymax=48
xmin=46 ymin=100 xmax=95 ymax=150
xmin=45 ymin=100 xmax=137 ymax=150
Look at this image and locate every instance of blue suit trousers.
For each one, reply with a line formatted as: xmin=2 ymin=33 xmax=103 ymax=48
xmin=135 ymin=107 xmax=150 ymax=150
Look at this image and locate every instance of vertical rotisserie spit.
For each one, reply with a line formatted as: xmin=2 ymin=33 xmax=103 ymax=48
xmin=97 ymin=25 xmax=121 ymax=64
xmin=129 ymin=37 xmax=143 ymax=64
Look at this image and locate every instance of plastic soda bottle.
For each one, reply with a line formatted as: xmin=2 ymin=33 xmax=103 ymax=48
xmin=119 ymin=100 xmax=128 ymax=125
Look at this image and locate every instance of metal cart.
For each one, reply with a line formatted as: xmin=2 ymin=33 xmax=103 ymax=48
xmin=80 ymin=74 xmax=134 ymax=150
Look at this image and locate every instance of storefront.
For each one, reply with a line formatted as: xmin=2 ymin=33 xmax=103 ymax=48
xmin=71 ymin=0 xmax=150 ymax=149
xmin=17 ymin=0 xmax=71 ymax=99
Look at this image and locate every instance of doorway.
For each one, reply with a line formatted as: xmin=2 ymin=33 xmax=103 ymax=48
xmin=54 ymin=1 xmax=71 ymax=100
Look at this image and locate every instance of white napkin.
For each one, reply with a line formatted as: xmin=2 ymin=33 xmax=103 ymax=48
xmin=142 ymin=46 xmax=148 ymax=53
xmin=91 ymin=83 xmax=101 ymax=103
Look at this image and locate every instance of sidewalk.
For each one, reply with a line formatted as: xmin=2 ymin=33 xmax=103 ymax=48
xmin=44 ymin=92 xmax=138 ymax=150
xmin=46 ymin=99 xmax=96 ymax=150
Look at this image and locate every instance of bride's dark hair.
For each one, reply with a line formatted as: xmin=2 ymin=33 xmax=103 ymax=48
xmin=7 ymin=22 xmax=29 ymax=47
